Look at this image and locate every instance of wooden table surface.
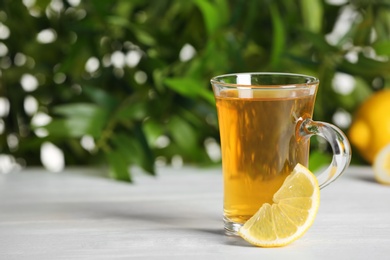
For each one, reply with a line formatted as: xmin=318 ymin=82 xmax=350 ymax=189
xmin=0 ymin=166 xmax=389 ymax=259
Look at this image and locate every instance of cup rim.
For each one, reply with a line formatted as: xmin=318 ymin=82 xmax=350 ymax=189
xmin=210 ymin=72 xmax=319 ymax=89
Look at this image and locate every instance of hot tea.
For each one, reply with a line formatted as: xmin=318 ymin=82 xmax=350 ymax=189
xmin=216 ymin=89 xmax=315 ymax=224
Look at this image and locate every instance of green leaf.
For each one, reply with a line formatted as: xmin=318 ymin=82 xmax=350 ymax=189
xmin=164 ymin=77 xmax=215 ymax=104
xmin=168 ymin=115 xmax=198 ymax=156
xmin=53 ymin=103 xmax=102 ymax=117
xmin=105 ymin=150 xmax=132 ymax=182
xmin=353 ymin=5 xmax=374 ymax=46
xmin=133 ymin=28 xmax=156 ymax=46
xmin=269 ymin=3 xmax=285 ymax=68
xmin=309 ymin=151 xmax=332 ymax=173
xmin=43 ymin=119 xmax=96 ymax=138
xmin=82 ymin=85 xmax=119 ymax=110
xmin=134 ymin=124 xmax=155 ymax=175
xmin=194 ymin=0 xmax=227 ymax=36
xmin=111 ymin=134 xmax=140 ymax=164
xmin=35 ymin=0 xmax=51 ymax=9
xmin=111 ymin=130 xmax=155 ymax=175
xmin=106 ymin=16 xmax=131 ymax=28
xmin=143 ymin=119 xmax=165 ymax=146
xmin=44 ymin=104 xmax=108 ymax=138
xmin=115 ymin=100 xmax=148 ymax=122
xmin=340 ymin=53 xmax=390 ymax=76
xmin=372 ymin=41 xmax=390 ymax=56
xmin=301 ymin=0 xmax=323 ymax=33
xmin=301 ymin=30 xmax=339 ymax=52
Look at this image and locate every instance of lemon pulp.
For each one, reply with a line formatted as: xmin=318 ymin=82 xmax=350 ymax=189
xmin=238 ymin=163 xmax=320 ymax=247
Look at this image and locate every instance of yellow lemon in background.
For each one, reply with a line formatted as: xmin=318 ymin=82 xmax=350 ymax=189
xmin=374 ymin=144 xmax=390 ymax=185
xmin=348 ymin=89 xmax=390 ymax=164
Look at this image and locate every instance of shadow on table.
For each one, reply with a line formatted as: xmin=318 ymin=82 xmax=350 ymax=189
xmin=352 ymin=175 xmax=377 ymax=184
xmin=76 ymin=202 xmax=253 ymax=247
xmin=223 ymin=235 xmax=253 ymax=247
xmin=344 ymin=168 xmax=378 ymax=184
xmin=194 ymin=228 xmax=253 ymax=247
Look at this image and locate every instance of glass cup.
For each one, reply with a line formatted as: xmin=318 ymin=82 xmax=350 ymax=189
xmin=211 ymin=72 xmax=351 ymax=235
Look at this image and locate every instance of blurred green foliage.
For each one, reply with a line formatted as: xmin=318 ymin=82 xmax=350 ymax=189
xmin=1 ymin=0 xmax=390 ymax=180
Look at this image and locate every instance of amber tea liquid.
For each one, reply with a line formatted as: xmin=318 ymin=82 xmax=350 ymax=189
xmin=216 ymin=89 xmax=316 ymax=228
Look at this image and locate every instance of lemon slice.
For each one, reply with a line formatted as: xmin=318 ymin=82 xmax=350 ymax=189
xmin=238 ymin=163 xmax=320 ymax=247
xmin=374 ymin=144 xmax=390 ymax=185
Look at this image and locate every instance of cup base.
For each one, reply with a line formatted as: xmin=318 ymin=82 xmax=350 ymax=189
xmin=224 ymin=217 xmax=243 ymax=236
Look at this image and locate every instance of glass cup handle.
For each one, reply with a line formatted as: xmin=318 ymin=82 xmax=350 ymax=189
xmin=297 ymin=118 xmax=352 ymax=189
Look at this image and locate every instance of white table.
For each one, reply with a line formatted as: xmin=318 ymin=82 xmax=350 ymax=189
xmin=0 ymin=166 xmax=389 ymax=259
